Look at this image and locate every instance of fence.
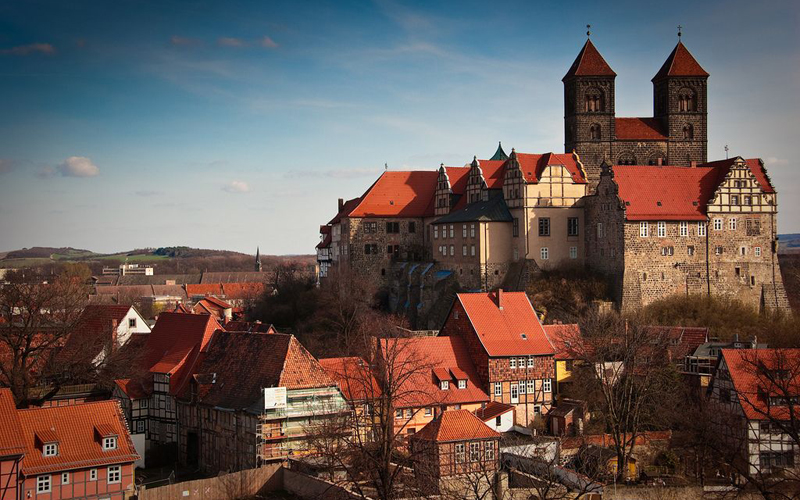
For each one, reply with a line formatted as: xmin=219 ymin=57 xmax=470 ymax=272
xmin=138 ymin=464 xmax=282 ymax=500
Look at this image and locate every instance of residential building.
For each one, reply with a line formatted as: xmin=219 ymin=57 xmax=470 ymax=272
xmin=177 ymin=331 xmax=347 ymax=473
xmin=409 ymin=409 xmax=501 ymax=495
xmin=319 ymin=356 xmax=382 ymax=442
xmin=474 ymin=401 xmax=515 ymax=433
xmin=0 ymin=388 xmax=139 ymax=500
xmin=440 ymin=290 xmax=556 ymax=432
xmin=543 ymin=323 xmax=580 ymax=397
xmin=707 ymin=349 xmax=799 ymax=475
xmin=191 ymin=295 xmax=233 ymax=323
xmin=102 ymin=263 xmax=154 ymax=276
xmin=684 ymin=334 xmax=765 ymax=391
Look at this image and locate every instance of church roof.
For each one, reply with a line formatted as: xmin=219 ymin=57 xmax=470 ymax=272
xmin=615 ymin=118 xmax=668 ymax=141
xmin=563 ymin=39 xmax=616 ymax=81
xmin=490 ymin=142 xmax=508 ymax=161
xmin=652 ymin=41 xmax=709 ymax=80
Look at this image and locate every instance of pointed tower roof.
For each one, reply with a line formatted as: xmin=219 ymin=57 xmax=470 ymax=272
xmin=490 ymin=142 xmax=508 ymax=161
xmin=652 ymin=41 xmax=708 ymax=81
xmin=563 ymin=39 xmax=616 ymax=81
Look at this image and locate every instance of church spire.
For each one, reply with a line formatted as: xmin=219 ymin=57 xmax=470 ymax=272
xmin=652 ymin=40 xmax=709 ymax=81
xmin=255 ymin=247 xmax=262 ymax=272
xmin=563 ymin=38 xmax=616 ymax=81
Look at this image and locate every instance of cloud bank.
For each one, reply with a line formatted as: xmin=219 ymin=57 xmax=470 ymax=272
xmin=223 ymin=180 xmax=250 ymax=193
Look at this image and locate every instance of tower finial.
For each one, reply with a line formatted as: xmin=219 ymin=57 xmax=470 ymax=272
xmin=677 ymin=25 xmax=682 ymax=39
xmin=586 ymin=24 xmax=591 ymax=38
xmin=384 ymin=162 xmax=388 ymax=171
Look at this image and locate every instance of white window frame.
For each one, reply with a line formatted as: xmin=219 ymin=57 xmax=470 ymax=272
xmin=540 ymin=247 xmax=549 ymax=260
xmin=714 ymin=218 xmax=723 ymax=231
xmin=639 ymin=222 xmax=648 ymax=237
xmin=406 ymin=409 xmax=413 ymax=418
xmin=43 ymin=443 xmax=58 ymax=457
xmin=449 ymin=224 xmax=454 ymax=238
xmin=440 ymin=380 xmax=449 ymax=390
xmin=569 ymin=246 xmax=578 ymax=259
xmin=469 ymin=442 xmax=480 ymax=461
xmin=449 ymin=245 xmax=454 ymax=256
xmin=470 ymin=224 xmax=476 ymax=237
xmin=434 ymin=226 xmax=439 ymax=239
xmin=729 ymin=218 xmax=737 ymax=230
xmin=470 ymin=245 xmax=476 ymax=257
xmin=698 ymin=221 xmax=707 ymax=236
xmin=527 ymin=357 xmax=534 ymax=368
xmin=462 ymin=224 xmax=467 ymax=238
xmin=519 ymin=380 xmax=526 ymax=394
xmin=679 ymin=221 xmax=688 ymax=237
xmin=90 ymin=469 xmax=98 ymax=481
xmin=543 ymin=379 xmax=552 ymax=393
xmin=527 ymin=380 xmax=535 ymax=393
xmin=37 ymin=475 xmax=51 ymax=494
xmin=103 ymin=436 xmax=117 ymax=451
xmin=395 ymin=409 xmax=403 ymax=419
xmin=425 ymin=407 xmax=432 ymax=416
xmin=485 ymin=441 xmax=495 ymax=460
xmin=755 ymin=246 xmax=762 ymax=257
xmin=509 ymin=358 xmax=516 ymax=369
xmin=510 ymin=383 xmax=519 ymax=404
xmin=136 ymin=420 xmax=145 ymax=433
xmin=657 ymin=221 xmax=666 ymax=238
xmin=107 ymin=465 xmax=121 ymax=484
xmin=455 ymin=443 xmax=466 ymax=463
xmin=61 ymin=472 xmax=70 ymax=485
xmin=494 ymin=383 xmax=502 ymax=397
xmin=457 ymin=379 xmax=466 ymax=389
xmin=462 ymin=245 xmax=467 ymax=256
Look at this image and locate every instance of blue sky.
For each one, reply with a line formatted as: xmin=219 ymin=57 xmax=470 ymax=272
xmin=0 ymin=0 xmax=798 ymax=255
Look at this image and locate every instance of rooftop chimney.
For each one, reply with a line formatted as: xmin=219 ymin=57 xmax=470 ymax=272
xmin=657 ymin=157 xmax=663 ymax=166
xmin=690 ymin=161 xmax=697 ymax=168
xmin=497 ymin=289 xmax=503 ymax=310
xmin=338 ymin=198 xmax=344 ymax=212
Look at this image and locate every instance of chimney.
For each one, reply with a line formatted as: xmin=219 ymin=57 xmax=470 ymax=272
xmin=497 ymin=289 xmax=503 ymax=310
xmin=690 ymin=161 xmax=697 ymax=168
xmin=657 ymin=158 xmax=663 ymax=166
xmin=338 ymin=198 xmax=344 ymax=212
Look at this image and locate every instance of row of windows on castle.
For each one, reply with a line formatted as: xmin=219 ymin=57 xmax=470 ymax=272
xmin=632 ymin=218 xmax=762 ymax=237
xmin=433 ymin=218 xmax=580 ymax=240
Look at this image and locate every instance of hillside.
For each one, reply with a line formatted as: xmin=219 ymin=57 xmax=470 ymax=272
xmin=779 ymin=233 xmax=800 ymax=254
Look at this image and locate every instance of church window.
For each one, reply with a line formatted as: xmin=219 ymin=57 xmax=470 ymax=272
xmin=585 ymin=88 xmax=604 ymax=112
xmin=683 ymin=123 xmax=694 ymax=140
xmin=678 ymin=88 xmax=697 ymax=112
xmin=590 ymin=123 xmax=601 ymax=140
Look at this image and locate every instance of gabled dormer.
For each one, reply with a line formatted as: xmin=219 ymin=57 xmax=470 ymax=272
xmin=706 ymin=157 xmax=777 ymax=216
xmin=94 ymin=423 xmax=119 ymax=450
xmin=465 ymin=157 xmax=488 ymax=204
xmin=36 ymin=429 xmax=59 ymax=457
xmin=502 ymin=149 xmax=524 ymax=208
xmin=434 ymin=164 xmax=454 ymax=216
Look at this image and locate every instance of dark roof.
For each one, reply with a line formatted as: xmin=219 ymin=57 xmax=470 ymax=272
xmin=433 ymin=194 xmax=512 ymax=224
xmin=653 ymin=41 xmax=709 ymax=80
xmin=116 ymin=274 xmax=202 ymax=286
xmin=183 ymin=332 xmax=336 ymax=412
xmin=490 ymin=142 xmax=508 ymax=161
xmin=57 ymin=305 xmax=138 ymax=366
xmin=563 ymin=39 xmax=616 ymax=80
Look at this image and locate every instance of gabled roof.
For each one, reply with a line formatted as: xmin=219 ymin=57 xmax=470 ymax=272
xmin=57 ymin=305 xmax=144 ymax=366
xmin=476 ymin=159 xmax=507 ymax=190
xmin=0 ymin=389 xmax=25 ymax=457
xmin=563 ymin=39 xmax=616 ymax=80
xmin=329 ymin=197 xmax=361 ymax=225
xmin=319 ymin=356 xmax=381 ymax=402
xmin=653 ymin=41 xmax=709 ymax=80
xmin=433 ymin=194 xmax=513 ymax=224
xmin=197 ymin=295 xmax=232 ymax=310
xmin=182 ymin=332 xmax=335 ymax=412
xmin=451 ymin=290 xmax=554 ymax=357
xmin=474 ymin=401 xmax=515 ymax=422
xmin=412 ymin=409 xmax=500 ymax=443
xmin=14 ymin=399 xmax=139 ymax=474
xmin=720 ymin=348 xmax=800 ymax=421
xmin=348 ymin=171 xmax=439 ymax=218
xmin=615 ymin=118 xmax=668 ymax=141
xmin=378 ymin=336 xmax=489 ymax=408
xmin=515 ymin=152 xmax=587 ymax=184
xmin=645 ymin=326 xmax=708 ymax=360
xmin=223 ymin=321 xmax=276 ymax=334
xmin=611 ymin=158 xmax=774 ymax=221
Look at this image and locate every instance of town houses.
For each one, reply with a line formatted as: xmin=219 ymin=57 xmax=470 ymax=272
xmin=317 ymin=38 xmax=790 ymax=315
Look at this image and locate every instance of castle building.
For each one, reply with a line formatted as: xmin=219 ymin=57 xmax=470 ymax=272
xmin=317 ymin=38 xmax=789 ymax=315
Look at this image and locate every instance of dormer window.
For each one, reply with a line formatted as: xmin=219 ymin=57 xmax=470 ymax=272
xmin=43 ymin=443 xmax=58 ymax=457
xmin=103 ymin=436 xmax=117 ymax=450
xmin=458 ymin=379 xmax=467 ymax=389
xmin=440 ymin=380 xmax=449 ymax=390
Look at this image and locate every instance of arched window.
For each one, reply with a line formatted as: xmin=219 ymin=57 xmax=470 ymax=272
xmin=683 ymin=123 xmax=694 ymax=140
xmin=590 ymin=123 xmax=601 ymax=140
xmin=617 ymin=154 xmax=636 ymax=166
xmin=678 ymin=88 xmax=697 ymax=112
xmin=585 ymin=88 xmax=604 ymax=112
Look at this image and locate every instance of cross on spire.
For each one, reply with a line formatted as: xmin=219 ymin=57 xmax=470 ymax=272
xmin=586 ymin=24 xmax=591 ymax=38
xmin=678 ymin=25 xmax=682 ymax=39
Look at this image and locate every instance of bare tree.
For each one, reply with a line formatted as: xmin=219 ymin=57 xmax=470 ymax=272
xmin=0 ymin=270 xmax=89 ymax=405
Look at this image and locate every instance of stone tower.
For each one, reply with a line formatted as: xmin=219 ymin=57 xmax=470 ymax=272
xmin=255 ymin=247 xmax=262 ymax=272
xmin=563 ymin=38 xmax=616 ymax=185
xmin=652 ymin=41 xmax=709 ymax=166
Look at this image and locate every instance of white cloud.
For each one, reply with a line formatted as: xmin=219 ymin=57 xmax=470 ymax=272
xmin=223 ymin=180 xmax=250 ymax=193
xmin=764 ymin=157 xmax=788 ymax=167
xmin=57 ymin=156 xmax=99 ymax=177
xmin=260 ymin=36 xmax=279 ymax=49
xmin=0 ymin=43 xmax=55 ymax=56
xmin=218 ymin=37 xmax=245 ymax=48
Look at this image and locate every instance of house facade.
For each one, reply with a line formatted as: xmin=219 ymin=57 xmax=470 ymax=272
xmin=440 ymin=290 xmax=556 ymax=432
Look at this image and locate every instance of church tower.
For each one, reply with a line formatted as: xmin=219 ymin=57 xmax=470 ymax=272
xmin=255 ymin=247 xmax=262 ymax=272
xmin=563 ymin=37 xmax=616 ymax=184
xmin=652 ymin=40 xmax=709 ymax=165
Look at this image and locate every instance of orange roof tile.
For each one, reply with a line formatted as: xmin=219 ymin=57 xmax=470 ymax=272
xmin=653 ymin=41 xmax=708 ymax=80
xmin=348 ymin=171 xmax=439 ymax=218
xmin=412 ymin=409 xmax=501 ymax=442
xmin=474 ymin=401 xmax=515 ymax=422
xmin=721 ymin=349 xmax=800 ymax=421
xmin=0 ymin=389 xmax=25 ymax=457
xmin=15 ymin=400 xmax=139 ymax=474
xmin=378 ymin=336 xmax=489 ymax=409
xmin=563 ymin=39 xmax=616 ymax=80
xmin=477 ymin=159 xmax=507 ymax=190
xmin=516 ymin=152 xmax=587 ymax=184
xmin=615 ymin=118 xmax=667 ymax=141
xmin=454 ymin=290 xmax=554 ymax=357
xmin=319 ymin=356 xmax=381 ymax=402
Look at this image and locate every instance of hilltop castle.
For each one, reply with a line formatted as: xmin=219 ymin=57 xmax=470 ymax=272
xmin=317 ymin=37 xmax=789 ymax=324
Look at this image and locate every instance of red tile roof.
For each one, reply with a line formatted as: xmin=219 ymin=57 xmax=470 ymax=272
xmin=453 ymin=290 xmax=554 ymax=357
xmin=0 ymin=389 xmax=25 ymax=457
xmin=615 ymin=118 xmax=668 ymax=141
xmin=563 ymin=39 xmax=616 ymax=80
xmin=12 ymin=399 xmax=139 ymax=474
xmin=114 ymin=378 xmax=148 ymax=400
xmin=182 ymin=332 xmax=336 ymax=409
xmin=319 ymin=356 xmax=381 ymax=402
xmin=412 ymin=409 xmax=501 ymax=443
xmin=378 ymin=336 xmax=489 ymax=409
xmin=223 ymin=321 xmax=276 ymax=333
xmin=57 ymin=305 xmax=139 ymax=366
xmin=198 ymin=295 xmax=232 ymax=310
xmin=645 ymin=326 xmax=708 ymax=361
xmin=612 ymin=158 xmax=773 ymax=221
xmin=348 ymin=171 xmax=439 ymax=218
xmin=543 ymin=324 xmax=581 ymax=360
xmin=474 ymin=401 xmax=515 ymax=422
xmin=516 ymin=152 xmax=587 ymax=184
xmin=653 ymin=41 xmax=709 ymax=80
xmin=721 ymin=349 xmax=800 ymax=421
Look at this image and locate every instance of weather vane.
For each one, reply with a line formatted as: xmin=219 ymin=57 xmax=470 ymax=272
xmin=678 ymin=25 xmax=682 ymax=39
xmin=586 ymin=24 xmax=591 ymax=38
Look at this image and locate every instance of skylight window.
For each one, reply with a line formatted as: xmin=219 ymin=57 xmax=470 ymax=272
xmin=521 ymin=333 xmax=528 ymax=340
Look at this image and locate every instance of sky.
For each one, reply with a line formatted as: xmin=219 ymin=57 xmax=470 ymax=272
xmin=0 ymin=0 xmax=798 ymax=255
